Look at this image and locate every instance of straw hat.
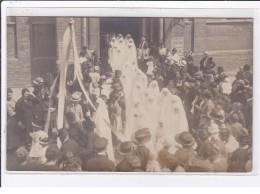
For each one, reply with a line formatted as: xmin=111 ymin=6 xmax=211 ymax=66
xmin=70 ymin=91 xmax=82 ymax=102
xmin=33 ymin=77 xmax=45 ymax=86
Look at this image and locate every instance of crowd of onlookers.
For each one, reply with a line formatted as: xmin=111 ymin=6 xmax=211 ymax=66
xmin=6 ymin=34 xmax=253 ymax=172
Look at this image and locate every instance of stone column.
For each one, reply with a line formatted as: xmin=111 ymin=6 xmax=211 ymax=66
xmin=193 ymin=19 xmax=207 ymax=64
xmin=158 ymin=18 xmax=164 ymax=44
xmin=150 ymin=18 xmax=154 ymax=43
xmin=81 ymin=17 xmax=87 ymax=47
xmin=14 ymin=17 xmax=31 ymax=87
xmin=88 ymin=18 xmax=100 ymax=56
xmin=141 ymin=18 xmax=146 ymax=37
xmin=184 ymin=19 xmax=192 ymax=53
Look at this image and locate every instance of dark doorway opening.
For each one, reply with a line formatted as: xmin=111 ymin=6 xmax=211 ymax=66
xmin=100 ymin=18 xmax=141 ymax=66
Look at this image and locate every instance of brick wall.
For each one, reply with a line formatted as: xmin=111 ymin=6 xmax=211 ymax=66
xmin=7 ymin=17 xmax=31 ymax=88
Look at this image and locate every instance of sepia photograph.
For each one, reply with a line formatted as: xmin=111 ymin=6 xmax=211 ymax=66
xmin=5 ymin=15 xmax=253 ymax=173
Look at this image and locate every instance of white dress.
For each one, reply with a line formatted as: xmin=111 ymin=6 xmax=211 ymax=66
xmin=94 ymin=98 xmax=115 ymax=162
xmin=29 ymin=130 xmax=48 ymax=163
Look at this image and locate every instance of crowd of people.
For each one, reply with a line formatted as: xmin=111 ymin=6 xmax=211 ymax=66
xmin=7 ymin=33 xmax=253 ymax=172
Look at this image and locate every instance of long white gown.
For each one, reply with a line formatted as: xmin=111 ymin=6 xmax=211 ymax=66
xmin=108 ymin=37 xmax=118 ymax=72
xmin=116 ymin=37 xmax=126 ymax=71
xmin=94 ymin=98 xmax=115 ymax=162
xmin=157 ymin=88 xmax=189 ymax=154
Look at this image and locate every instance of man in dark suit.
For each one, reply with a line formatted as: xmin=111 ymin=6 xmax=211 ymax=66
xmin=58 ymin=128 xmax=83 ymax=157
xmin=86 ymin=137 xmax=116 ymax=171
xmin=65 ymin=112 xmax=85 ymax=147
xmin=132 ymin=128 xmax=151 ymax=171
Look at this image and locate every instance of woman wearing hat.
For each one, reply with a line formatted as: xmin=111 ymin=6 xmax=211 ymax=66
xmin=174 ymin=132 xmax=197 ymax=169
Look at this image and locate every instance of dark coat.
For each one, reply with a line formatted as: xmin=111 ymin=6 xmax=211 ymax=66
xmin=86 ymin=154 xmax=116 ymax=171
xmin=7 ymin=117 xmax=24 ymax=151
xmin=116 ymin=153 xmax=142 ymax=172
xmin=61 ymin=138 xmax=83 ymax=156
xmin=15 ymin=97 xmax=34 ymax=131
xmin=68 ymin=122 xmax=85 ymax=147
xmin=228 ymin=147 xmax=250 ymax=172
xmin=134 ymin=145 xmax=150 ymax=171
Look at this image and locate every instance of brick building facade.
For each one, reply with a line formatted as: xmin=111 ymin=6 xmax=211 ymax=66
xmin=7 ymin=17 xmax=253 ymax=88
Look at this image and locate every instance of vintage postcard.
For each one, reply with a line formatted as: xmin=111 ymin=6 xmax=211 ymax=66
xmin=2 ymin=2 xmax=259 ymax=188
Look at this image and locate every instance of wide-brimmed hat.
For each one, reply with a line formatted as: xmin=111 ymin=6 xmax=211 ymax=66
xmin=179 ymin=60 xmax=187 ymax=67
xmin=33 ymin=77 xmax=45 ymax=86
xmin=175 ymin=132 xmax=195 ymax=147
xmin=131 ymin=128 xmax=151 ymax=145
xmin=209 ymin=109 xmax=224 ymax=121
xmin=94 ymin=137 xmax=108 ymax=152
xmin=70 ymin=91 xmax=82 ymax=102
xmin=117 ymin=141 xmax=135 ymax=155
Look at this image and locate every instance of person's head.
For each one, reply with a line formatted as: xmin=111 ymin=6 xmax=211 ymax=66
xmin=115 ymin=70 xmax=122 ymax=78
xmin=219 ymin=125 xmax=230 ymax=142
xmin=45 ymin=144 xmax=61 ymax=163
xmin=65 ymin=112 xmax=76 ymax=126
xmin=70 ymin=91 xmax=82 ymax=104
xmin=172 ymin=48 xmax=177 ymax=55
xmin=141 ymin=36 xmax=146 ymax=41
xmin=22 ymin=88 xmax=30 ymax=100
xmin=160 ymin=42 xmax=164 ymax=48
xmin=243 ymin=64 xmax=251 ymax=72
xmin=197 ymin=125 xmax=210 ymax=141
xmin=15 ymin=146 xmax=28 ymax=164
xmin=236 ymin=128 xmax=249 ymax=147
xmin=202 ymin=90 xmax=212 ymax=101
xmin=7 ymin=88 xmax=13 ymax=100
xmin=230 ymin=113 xmax=239 ymax=123
xmin=175 ymin=132 xmax=195 ymax=148
xmin=218 ymin=67 xmax=224 ymax=74
xmin=232 ymin=102 xmax=243 ymax=112
xmin=94 ymin=137 xmax=108 ymax=153
xmin=198 ymin=142 xmax=218 ymax=159
xmin=82 ymin=120 xmax=96 ymax=132
xmin=89 ymin=67 xmax=94 ymax=73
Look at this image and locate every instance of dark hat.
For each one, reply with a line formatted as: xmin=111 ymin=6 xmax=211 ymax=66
xmin=209 ymin=109 xmax=224 ymax=121
xmin=32 ymin=77 xmax=45 ymax=86
xmin=45 ymin=143 xmax=61 ymax=161
xmin=94 ymin=137 xmax=108 ymax=152
xmin=175 ymin=132 xmax=195 ymax=147
xmin=58 ymin=128 xmax=69 ymax=142
xmin=117 ymin=141 xmax=135 ymax=155
xmin=132 ymin=128 xmax=151 ymax=145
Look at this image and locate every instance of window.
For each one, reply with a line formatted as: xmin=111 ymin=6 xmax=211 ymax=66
xmin=7 ymin=17 xmax=17 ymax=58
xmin=31 ymin=17 xmax=56 ymax=58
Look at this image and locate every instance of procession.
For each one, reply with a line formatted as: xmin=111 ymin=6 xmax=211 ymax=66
xmin=6 ymin=19 xmax=253 ymax=173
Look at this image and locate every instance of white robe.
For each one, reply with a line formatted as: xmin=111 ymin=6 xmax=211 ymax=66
xmin=116 ymin=37 xmax=126 ymax=71
xmin=108 ymin=39 xmax=118 ymax=72
xmin=94 ymin=98 xmax=115 ymax=162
